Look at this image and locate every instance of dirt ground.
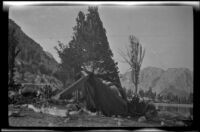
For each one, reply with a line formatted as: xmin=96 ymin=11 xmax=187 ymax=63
xmin=9 ymin=106 xmax=162 ymax=127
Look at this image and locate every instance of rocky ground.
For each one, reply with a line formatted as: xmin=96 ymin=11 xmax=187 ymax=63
xmin=8 ymin=104 xmax=190 ymax=127
xmin=9 ymin=110 xmax=159 ymax=127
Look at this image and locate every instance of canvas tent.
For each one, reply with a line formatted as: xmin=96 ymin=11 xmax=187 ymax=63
xmin=52 ymin=71 xmax=128 ymax=116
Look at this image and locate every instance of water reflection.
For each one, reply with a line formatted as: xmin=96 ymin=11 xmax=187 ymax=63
xmin=155 ymin=104 xmax=193 ymax=116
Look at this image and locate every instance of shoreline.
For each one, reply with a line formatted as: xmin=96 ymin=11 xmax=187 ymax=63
xmin=153 ymin=103 xmax=193 ymax=108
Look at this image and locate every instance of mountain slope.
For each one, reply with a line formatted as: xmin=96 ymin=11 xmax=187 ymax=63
xmin=139 ymin=67 xmax=165 ymax=92
xmin=159 ymin=85 xmax=189 ymax=98
xmin=120 ymin=67 xmax=164 ymax=92
xmin=120 ymin=67 xmax=193 ymax=98
xmin=9 ymin=19 xmax=58 ymax=74
xmin=9 ymin=19 xmax=64 ymax=90
xmin=154 ymin=68 xmax=193 ymax=95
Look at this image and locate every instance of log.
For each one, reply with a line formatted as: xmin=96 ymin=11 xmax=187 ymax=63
xmin=52 ymin=71 xmax=89 ymax=100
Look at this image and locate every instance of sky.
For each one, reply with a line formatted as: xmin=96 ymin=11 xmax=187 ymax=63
xmin=9 ymin=5 xmax=193 ymax=74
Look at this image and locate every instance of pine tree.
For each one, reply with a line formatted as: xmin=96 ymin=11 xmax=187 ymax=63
xmin=83 ymin=7 xmax=121 ymax=85
xmin=54 ymin=11 xmax=87 ymax=85
xmin=55 ymin=41 xmax=80 ymax=85
xmin=55 ymin=7 xmax=126 ymax=99
xmin=82 ymin=7 xmax=126 ymax=99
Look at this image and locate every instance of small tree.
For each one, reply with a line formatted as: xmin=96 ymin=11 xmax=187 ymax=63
xmin=119 ymin=35 xmax=145 ymax=96
xmin=139 ymin=89 xmax=145 ymax=98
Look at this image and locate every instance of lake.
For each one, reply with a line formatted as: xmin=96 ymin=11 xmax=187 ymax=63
xmin=153 ymin=103 xmax=193 ymax=117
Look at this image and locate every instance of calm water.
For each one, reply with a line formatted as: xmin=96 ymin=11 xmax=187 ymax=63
xmin=154 ymin=103 xmax=193 ymax=116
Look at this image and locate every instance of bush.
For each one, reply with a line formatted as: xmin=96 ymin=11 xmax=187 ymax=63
xmin=145 ymin=103 xmax=157 ymax=120
xmin=125 ymin=88 xmax=134 ymax=99
xmin=8 ymin=90 xmax=38 ymax=105
xmin=127 ymin=95 xmax=157 ymax=118
xmin=39 ymin=64 xmax=52 ymax=75
xmin=8 ymin=82 xmax=22 ymax=92
xmin=8 ymin=82 xmax=24 ymax=104
xmin=41 ymin=85 xmax=54 ymax=99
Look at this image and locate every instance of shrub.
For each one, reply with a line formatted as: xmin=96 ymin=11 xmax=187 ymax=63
xmin=41 ymin=85 xmax=54 ymax=99
xmin=127 ymin=95 xmax=157 ymax=118
xmin=8 ymin=82 xmax=22 ymax=92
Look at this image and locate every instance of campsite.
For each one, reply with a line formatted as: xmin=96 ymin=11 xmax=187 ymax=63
xmin=8 ymin=71 xmax=192 ymax=127
xmin=8 ymin=5 xmax=193 ymax=127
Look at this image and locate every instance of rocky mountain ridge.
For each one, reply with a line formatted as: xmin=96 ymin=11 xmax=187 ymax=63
xmin=9 ymin=19 xmax=58 ymax=75
xmin=9 ymin=19 xmax=63 ymax=89
xmin=120 ymin=67 xmax=193 ymax=98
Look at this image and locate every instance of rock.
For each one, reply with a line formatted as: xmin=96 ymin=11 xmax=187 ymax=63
xmin=161 ymin=121 xmax=165 ymax=126
xmin=8 ymin=110 xmax=21 ymax=117
xmin=84 ymin=110 xmax=97 ymax=116
xmin=64 ymin=118 xmax=70 ymax=123
xmin=145 ymin=110 xmax=157 ymax=120
xmin=190 ymin=115 xmax=193 ymax=120
xmin=68 ymin=98 xmax=75 ymax=103
xmin=43 ymin=107 xmax=68 ymax=117
xmin=127 ymin=116 xmax=131 ymax=119
xmin=66 ymin=103 xmax=79 ymax=111
xmin=48 ymin=123 xmax=54 ymax=127
xmin=97 ymin=111 xmax=102 ymax=116
xmin=69 ymin=110 xmax=80 ymax=115
xmin=157 ymin=111 xmax=178 ymax=120
xmin=66 ymin=110 xmax=70 ymax=117
xmin=176 ymin=121 xmax=185 ymax=126
xmin=21 ymin=104 xmax=28 ymax=107
xmin=28 ymin=104 xmax=41 ymax=112
xmin=138 ymin=116 xmax=146 ymax=122
xmin=117 ymin=120 xmax=121 ymax=126
xmin=114 ymin=118 xmax=118 ymax=120
xmin=8 ymin=91 xmax=17 ymax=98
xmin=117 ymin=115 xmax=121 ymax=118
xmin=162 ymin=120 xmax=176 ymax=126
xmin=8 ymin=111 xmax=12 ymax=116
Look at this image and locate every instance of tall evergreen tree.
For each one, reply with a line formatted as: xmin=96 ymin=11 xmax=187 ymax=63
xmin=55 ymin=7 xmax=126 ymax=99
xmin=82 ymin=7 xmax=126 ymax=99
xmin=83 ymin=7 xmax=121 ymax=85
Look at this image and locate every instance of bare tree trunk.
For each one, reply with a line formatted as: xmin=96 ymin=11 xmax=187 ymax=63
xmin=131 ymin=69 xmax=135 ymax=93
xmin=135 ymin=72 xmax=138 ymax=95
xmin=135 ymin=65 xmax=137 ymax=95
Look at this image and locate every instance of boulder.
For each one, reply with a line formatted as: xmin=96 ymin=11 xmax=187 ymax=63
xmin=20 ymin=85 xmax=39 ymax=97
xmin=66 ymin=103 xmax=79 ymax=111
xmin=138 ymin=116 xmax=146 ymax=122
xmin=176 ymin=121 xmax=185 ymax=126
xmin=8 ymin=110 xmax=21 ymax=117
xmin=117 ymin=120 xmax=122 ymax=126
